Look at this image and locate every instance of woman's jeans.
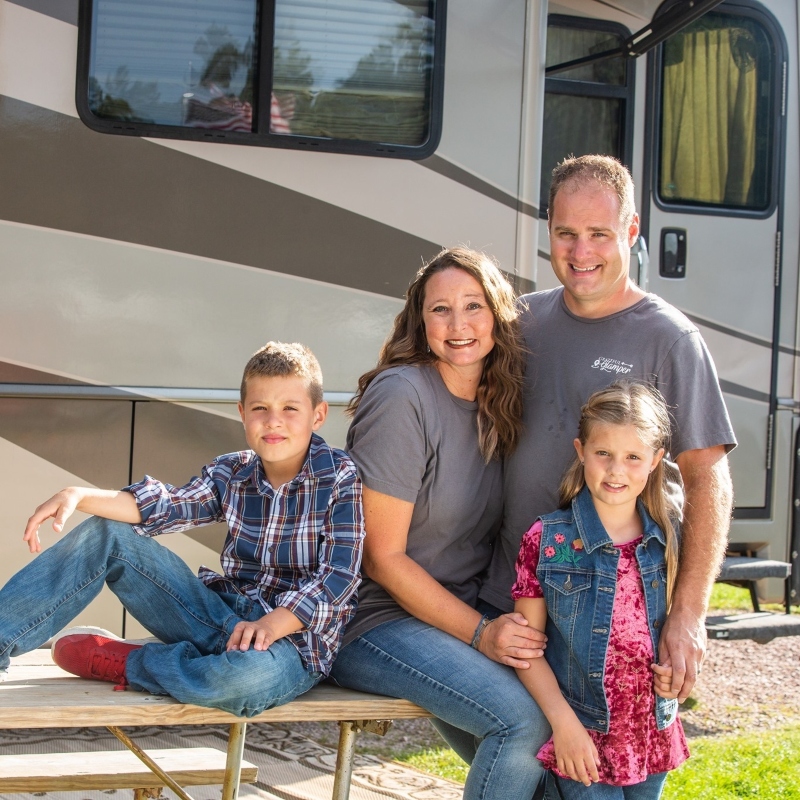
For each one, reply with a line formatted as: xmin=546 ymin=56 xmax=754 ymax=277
xmin=330 ymin=616 xmax=551 ymax=800
xmin=0 ymin=518 xmax=320 ymax=716
xmin=545 ymin=772 xmax=668 ymax=799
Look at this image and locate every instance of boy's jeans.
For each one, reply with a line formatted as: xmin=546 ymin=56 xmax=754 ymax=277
xmin=0 ymin=517 xmax=320 ymax=716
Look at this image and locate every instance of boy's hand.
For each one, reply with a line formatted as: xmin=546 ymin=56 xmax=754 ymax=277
xmin=23 ymin=488 xmax=85 ymax=553
xmin=651 ymin=660 xmax=680 ymax=699
xmin=226 ymin=608 xmax=303 ymax=652
xmin=226 ymin=617 xmax=278 ymax=652
xmin=552 ymin=716 xmax=601 ymax=786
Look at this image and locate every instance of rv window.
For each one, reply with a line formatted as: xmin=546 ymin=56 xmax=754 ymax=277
xmin=78 ymin=0 xmax=444 ymax=158
xmin=540 ymin=17 xmax=634 ymax=216
xmin=657 ymin=10 xmax=775 ymax=211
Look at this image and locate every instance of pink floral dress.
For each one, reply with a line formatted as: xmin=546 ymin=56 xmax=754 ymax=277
xmin=513 ymin=520 xmax=689 ymax=786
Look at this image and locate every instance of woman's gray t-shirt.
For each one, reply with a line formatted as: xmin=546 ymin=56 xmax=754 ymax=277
xmin=343 ymin=364 xmax=502 ymax=644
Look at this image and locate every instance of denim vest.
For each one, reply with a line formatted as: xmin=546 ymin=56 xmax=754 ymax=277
xmin=536 ymin=485 xmax=678 ymax=733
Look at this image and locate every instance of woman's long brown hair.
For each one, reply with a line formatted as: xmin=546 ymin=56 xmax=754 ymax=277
xmin=347 ymin=247 xmax=526 ymax=462
xmin=558 ymin=380 xmax=680 ymax=604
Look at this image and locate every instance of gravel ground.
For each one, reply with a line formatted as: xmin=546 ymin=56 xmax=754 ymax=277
xmin=282 ymin=635 xmax=800 ymax=759
xmin=679 ymin=634 xmax=800 ymax=737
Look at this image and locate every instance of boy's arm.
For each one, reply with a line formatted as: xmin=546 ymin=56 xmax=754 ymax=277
xmin=23 ymin=487 xmax=142 ymax=553
xmin=271 ymin=461 xmax=364 ymax=635
xmin=125 ymin=461 xmax=228 ymax=536
xmin=514 ymin=597 xmax=601 ymax=787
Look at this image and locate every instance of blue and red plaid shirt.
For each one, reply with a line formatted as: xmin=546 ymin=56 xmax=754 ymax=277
xmin=126 ymin=433 xmax=364 ymax=675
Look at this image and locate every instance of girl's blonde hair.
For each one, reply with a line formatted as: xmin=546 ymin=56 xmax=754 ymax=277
xmin=347 ymin=247 xmax=525 ymax=462
xmin=559 ymin=380 xmax=679 ymax=604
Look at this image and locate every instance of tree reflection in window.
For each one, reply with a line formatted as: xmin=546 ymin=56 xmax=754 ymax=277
xmin=272 ymin=1 xmax=434 ymax=145
xmin=87 ymin=0 xmax=258 ymax=130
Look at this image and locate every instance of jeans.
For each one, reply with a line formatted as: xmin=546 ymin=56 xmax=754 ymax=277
xmin=545 ymin=772 xmax=668 ymax=800
xmin=0 ymin=518 xmax=320 ymax=716
xmin=330 ymin=616 xmax=551 ymax=800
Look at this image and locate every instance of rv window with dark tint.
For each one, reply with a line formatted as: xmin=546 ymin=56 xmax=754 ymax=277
xmin=89 ymin=1 xmax=258 ymax=131
xmin=540 ymin=17 xmax=634 ymax=216
xmin=657 ymin=11 xmax=774 ymax=210
xmin=79 ymin=0 xmax=444 ymax=158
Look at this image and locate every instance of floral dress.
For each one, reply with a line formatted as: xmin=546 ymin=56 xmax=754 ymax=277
xmin=513 ymin=520 xmax=689 ymax=785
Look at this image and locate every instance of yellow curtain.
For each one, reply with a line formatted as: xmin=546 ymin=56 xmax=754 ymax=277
xmin=661 ymin=26 xmax=757 ymax=206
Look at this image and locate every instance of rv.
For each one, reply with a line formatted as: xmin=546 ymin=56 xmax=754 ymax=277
xmin=0 ymin=0 xmax=797 ymax=636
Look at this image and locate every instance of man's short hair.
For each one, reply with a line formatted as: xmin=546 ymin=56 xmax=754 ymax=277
xmin=548 ymin=155 xmax=636 ymax=229
xmin=240 ymin=342 xmax=323 ymax=406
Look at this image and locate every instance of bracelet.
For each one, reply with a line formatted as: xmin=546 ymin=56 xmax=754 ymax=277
xmin=470 ymin=615 xmax=491 ymax=649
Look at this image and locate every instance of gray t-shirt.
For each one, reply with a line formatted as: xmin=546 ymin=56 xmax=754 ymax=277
xmin=479 ymin=288 xmax=737 ymax=612
xmin=343 ymin=364 xmax=503 ymax=643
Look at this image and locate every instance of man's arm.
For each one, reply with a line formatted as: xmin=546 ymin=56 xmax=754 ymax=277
xmin=661 ymin=444 xmax=733 ymax=701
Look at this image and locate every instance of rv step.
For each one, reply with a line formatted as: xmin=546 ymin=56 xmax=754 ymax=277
xmin=716 ymin=555 xmax=792 ymax=614
xmin=706 ymin=611 xmax=800 ymax=643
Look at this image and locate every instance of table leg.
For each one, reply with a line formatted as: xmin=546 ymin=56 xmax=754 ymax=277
xmin=221 ymin=721 xmax=247 ymax=800
xmin=331 ymin=721 xmax=358 ymax=800
xmin=107 ymin=726 xmax=196 ymax=800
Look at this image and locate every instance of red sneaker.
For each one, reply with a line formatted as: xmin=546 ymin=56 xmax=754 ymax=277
xmin=53 ymin=634 xmax=141 ymax=689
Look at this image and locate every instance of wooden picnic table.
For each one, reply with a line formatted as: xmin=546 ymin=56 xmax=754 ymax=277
xmin=0 ymin=650 xmax=431 ymax=800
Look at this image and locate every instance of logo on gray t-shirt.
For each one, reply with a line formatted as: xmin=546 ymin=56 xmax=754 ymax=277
xmin=591 ymin=356 xmax=633 ymax=374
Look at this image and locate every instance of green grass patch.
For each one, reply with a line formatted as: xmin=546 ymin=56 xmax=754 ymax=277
xmin=395 ymin=746 xmax=469 ymax=784
xmin=394 ymin=725 xmax=800 ymax=795
xmin=709 ymin=582 xmax=798 ymax=614
xmin=709 ymin=582 xmax=752 ymax=611
xmin=663 ymin=724 xmax=800 ymax=799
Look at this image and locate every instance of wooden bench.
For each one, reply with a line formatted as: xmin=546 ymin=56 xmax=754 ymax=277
xmin=0 ymin=650 xmax=432 ymax=800
xmin=0 ymin=747 xmax=258 ymax=797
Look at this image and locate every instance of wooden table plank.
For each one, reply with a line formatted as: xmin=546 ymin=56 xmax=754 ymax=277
xmin=0 ymin=747 xmax=258 ymax=791
xmin=0 ymin=651 xmax=432 ymax=728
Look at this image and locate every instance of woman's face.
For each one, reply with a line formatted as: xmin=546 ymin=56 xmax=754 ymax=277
xmin=422 ymin=267 xmax=496 ymax=377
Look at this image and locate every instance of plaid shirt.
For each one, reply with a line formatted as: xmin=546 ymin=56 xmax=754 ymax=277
xmin=126 ymin=433 xmax=364 ymax=675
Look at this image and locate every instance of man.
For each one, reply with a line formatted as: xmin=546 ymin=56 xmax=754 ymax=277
xmin=480 ymin=155 xmax=735 ymax=703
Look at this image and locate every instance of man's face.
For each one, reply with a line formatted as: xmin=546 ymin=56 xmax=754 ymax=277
xmin=548 ymin=182 xmax=639 ymax=318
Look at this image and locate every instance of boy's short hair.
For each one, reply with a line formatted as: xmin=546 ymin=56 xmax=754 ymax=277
xmin=240 ymin=342 xmax=324 ymax=406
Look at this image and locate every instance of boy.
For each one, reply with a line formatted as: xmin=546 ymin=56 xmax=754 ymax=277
xmin=0 ymin=342 xmax=364 ymax=717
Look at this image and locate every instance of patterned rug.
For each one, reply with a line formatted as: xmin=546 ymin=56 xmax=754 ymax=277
xmin=0 ymin=722 xmax=463 ymax=800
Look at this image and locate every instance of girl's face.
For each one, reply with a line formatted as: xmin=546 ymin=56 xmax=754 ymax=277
xmin=574 ymin=422 xmax=664 ymax=511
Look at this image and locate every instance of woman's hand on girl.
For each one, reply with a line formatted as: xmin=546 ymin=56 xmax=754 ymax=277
xmin=552 ymin=716 xmax=601 ymax=786
xmin=477 ymin=612 xmax=546 ymax=667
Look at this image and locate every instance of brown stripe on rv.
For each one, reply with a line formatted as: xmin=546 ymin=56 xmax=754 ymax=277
xmin=0 ymin=95 xmax=440 ymax=299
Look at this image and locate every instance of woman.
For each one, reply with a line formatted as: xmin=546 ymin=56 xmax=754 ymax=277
xmin=330 ymin=248 xmax=550 ymax=799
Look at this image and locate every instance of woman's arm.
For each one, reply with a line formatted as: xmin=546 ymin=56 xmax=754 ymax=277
xmin=362 ymin=486 xmax=546 ymax=667
xmin=514 ymin=596 xmax=600 ymax=787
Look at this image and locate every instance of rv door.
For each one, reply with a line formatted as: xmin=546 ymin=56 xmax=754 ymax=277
xmin=643 ymin=0 xmax=788 ymax=517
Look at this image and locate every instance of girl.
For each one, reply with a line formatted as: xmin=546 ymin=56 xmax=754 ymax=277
xmin=512 ymin=381 xmax=689 ymax=799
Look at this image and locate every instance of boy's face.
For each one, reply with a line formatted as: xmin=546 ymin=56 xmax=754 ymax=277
xmin=238 ymin=374 xmax=327 ymax=487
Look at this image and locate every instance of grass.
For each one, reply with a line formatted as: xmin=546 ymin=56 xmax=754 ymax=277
xmin=708 ymin=582 xmax=753 ymax=611
xmin=708 ymin=581 xmax=797 ymax=614
xmin=663 ymin=724 xmax=800 ymax=799
xmin=396 ymin=747 xmax=469 ymax=784
xmin=395 ymin=725 xmax=800 ymax=795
